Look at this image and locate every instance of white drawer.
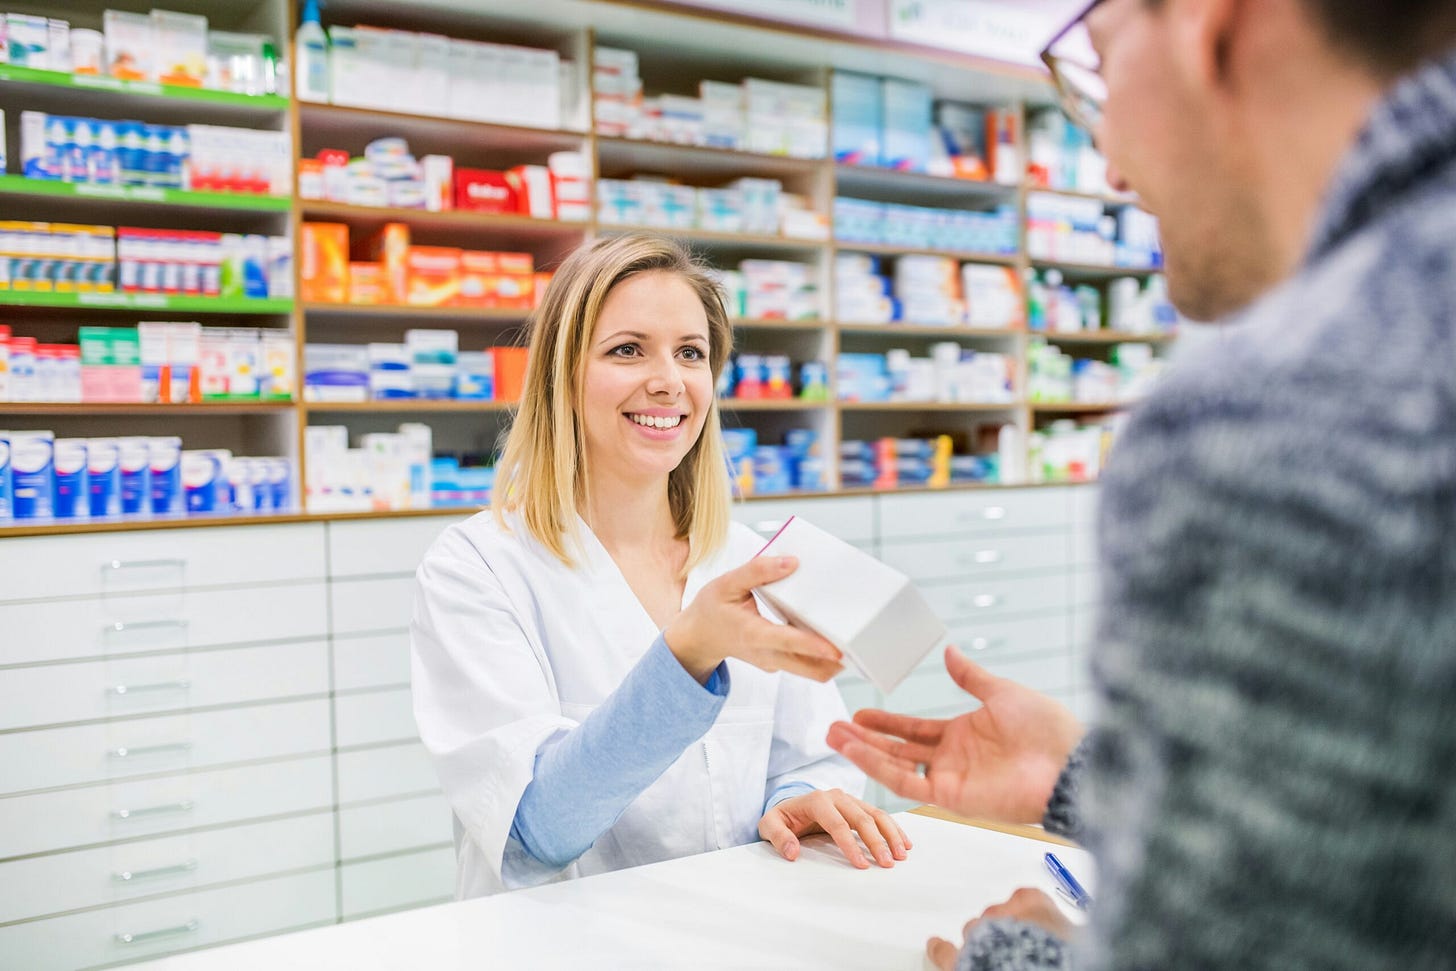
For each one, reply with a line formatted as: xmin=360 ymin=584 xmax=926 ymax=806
xmin=945 ymin=613 xmax=1072 ymax=661
xmin=341 ymin=845 xmax=455 ymax=920
xmin=337 ymin=742 xmax=439 ymax=805
xmin=0 ymin=581 xmax=329 ymax=667
xmin=0 ymin=523 xmax=326 ymax=603
xmin=331 ymin=576 xmax=415 ymax=636
xmin=1072 ymin=566 xmax=1100 ymax=608
xmin=0 ymin=755 xmax=333 ymax=861
xmin=878 ymin=488 xmax=1073 ymax=540
xmin=880 ymin=533 xmax=1070 ymax=584
xmin=1071 ymin=483 xmax=1100 ymax=528
xmin=339 ymin=791 xmax=452 ymax=861
xmin=1072 ymin=603 xmax=1099 ymax=650
xmin=887 ymin=651 xmax=1074 ymax=714
xmin=0 ymin=698 xmax=331 ymax=795
xmin=1071 ymin=527 xmax=1096 ymax=568
xmin=0 ymin=867 xmax=335 ymax=971
xmin=922 ymin=574 xmax=1073 ymax=624
xmin=336 ymin=687 xmax=417 ymax=749
xmin=835 ymin=678 xmax=877 ymax=713
xmin=334 ymin=632 xmax=410 ymax=692
xmin=0 ymin=641 xmax=329 ymax=732
xmin=328 ymin=515 xmax=469 ymax=578
xmin=733 ymin=495 xmax=875 ymax=545
xmin=0 ymin=812 xmax=333 ymax=924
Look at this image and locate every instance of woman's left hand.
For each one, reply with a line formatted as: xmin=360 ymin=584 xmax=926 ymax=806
xmin=758 ymin=788 xmax=911 ymax=869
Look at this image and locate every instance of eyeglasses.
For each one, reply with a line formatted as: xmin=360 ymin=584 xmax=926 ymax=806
xmin=1040 ymin=0 xmax=1108 ymax=134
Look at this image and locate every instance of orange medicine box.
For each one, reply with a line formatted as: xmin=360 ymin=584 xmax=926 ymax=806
xmin=405 ymin=246 xmax=462 ymax=307
xmin=300 ymin=222 xmax=350 ymax=304
xmin=367 ymin=222 xmax=412 ymax=305
xmin=456 ymin=251 xmax=535 ymax=309
xmin=348 ymin=262 xmax=387 ymax=305
xmin=489 ymin=346 xmax=529 ymax=403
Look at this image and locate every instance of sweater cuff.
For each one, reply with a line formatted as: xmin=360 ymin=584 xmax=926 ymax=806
xmin=763 ymin=780 xmax=816 ymax=814
xmin=1041 ymin=737 xmax=1089 ymax=842
xmin=956 ymin=920 xmax=1070 ymax=971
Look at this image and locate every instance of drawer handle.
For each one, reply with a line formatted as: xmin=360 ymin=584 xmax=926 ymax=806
xmin=110 ymin=679 xmax=191 ymax=697
xmin=966 ymin=636 xmax=1007 ymax=652
xmin=968 ymin=550 xmax=1003 ymax=565
xmin=981 ymin=506 xmax=1007 ymax=521
xmin=107 ymin=619 xmax=189 ymax=635
xmin=112 ymin=800 xmax=195 ymax=820
xmin=103 ymin=558 xmax=187 ymax=574
xmin=753 ymin=519 xmax=787 ymax=535
xmin=109 ymin=742 xmax=192 ymax=759
xmin=115 ymin=919 xmax=200 ymax=945
xmin=965 ymin=594 xmax=1002 ymax=610
xmin=113 ymin=858 xmax=198 ymax=882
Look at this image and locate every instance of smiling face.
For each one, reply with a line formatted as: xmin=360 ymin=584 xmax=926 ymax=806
xmin=579 ymin=269 xmax=715 ymax=492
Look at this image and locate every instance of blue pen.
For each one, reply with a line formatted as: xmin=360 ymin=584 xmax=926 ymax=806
xmin=1045 ymin=852 xmax=1092 ymax=911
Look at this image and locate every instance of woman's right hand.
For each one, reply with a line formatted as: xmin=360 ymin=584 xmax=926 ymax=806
xmin=664 ymin=555 xmax=844 ymax=684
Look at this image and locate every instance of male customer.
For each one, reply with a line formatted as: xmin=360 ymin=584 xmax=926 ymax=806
xmin=828 ymin=0 xmax=1456 ymax=968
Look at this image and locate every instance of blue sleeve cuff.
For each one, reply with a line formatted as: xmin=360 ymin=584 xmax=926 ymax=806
xmin=764 ymin=780 xmax=816 ymax=815
xmin=511 ymin=634 xmax=729 ymax=868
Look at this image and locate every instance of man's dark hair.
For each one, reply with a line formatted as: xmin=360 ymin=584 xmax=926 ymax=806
xmin=1302 ymin=0 xmax=1456 ymax=78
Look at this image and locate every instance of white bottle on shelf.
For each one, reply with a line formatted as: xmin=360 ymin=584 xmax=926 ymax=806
xmin=295 ymin=0 xmax=330 ymax=104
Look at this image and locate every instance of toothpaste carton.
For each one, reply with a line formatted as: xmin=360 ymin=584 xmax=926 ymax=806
xmin=148 ymin=435 xmax=184 ymax=515
xmin=182 ymin=448 xmax=231 ymax=512
xmin=88 ymin=438 xmax=121 ymax=518
xmin=10 ymin=430 xmax=55 ymax=520
xmin=0 ymin=431 xmax=11 ymax=522
xmin=53 ymin=438 xmax=90 ymax=520
xmin=118 ymin=436 xmax=151 ymax=515
xmin=753 ymin=516 xmax=947 ymax=694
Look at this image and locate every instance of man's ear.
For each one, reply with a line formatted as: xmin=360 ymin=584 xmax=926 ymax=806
xmin=1172 ymin=0 xmax=1248 ymax=96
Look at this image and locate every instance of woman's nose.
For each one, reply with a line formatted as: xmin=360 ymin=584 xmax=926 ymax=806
xmin=645 ymin=353 xmax=683 ymax=396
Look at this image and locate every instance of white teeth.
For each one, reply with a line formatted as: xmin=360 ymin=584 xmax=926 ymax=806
xmin=629 ymin=413 xmax=682 ymax=430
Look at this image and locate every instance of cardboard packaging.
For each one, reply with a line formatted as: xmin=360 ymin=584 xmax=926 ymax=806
xmin=753 ymin=516 xmax=946 ymax=694
xmin=299 ymin=222 xmax=349 ymax=304
xmin=489 ymin=346 xmax=528 ymax=403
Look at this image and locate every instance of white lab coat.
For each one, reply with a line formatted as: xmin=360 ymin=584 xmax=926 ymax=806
xmin=410 ymin=509 xmax=863 ymax=899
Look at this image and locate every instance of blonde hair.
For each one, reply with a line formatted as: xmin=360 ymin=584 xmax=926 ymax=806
xmin=493 ymin=233 xmax=734 ymax=576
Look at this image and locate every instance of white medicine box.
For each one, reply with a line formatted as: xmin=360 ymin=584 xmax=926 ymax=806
xmin=754 ymin=516 xmax=947 ymax=694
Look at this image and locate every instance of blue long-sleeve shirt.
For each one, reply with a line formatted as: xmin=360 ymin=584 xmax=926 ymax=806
xmin=509 ymin=635 xmax=811 ymax=869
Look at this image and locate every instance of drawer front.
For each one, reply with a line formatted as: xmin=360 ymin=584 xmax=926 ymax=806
xmin=336 ymin=687 xmax=417 ymax=749
xmin=340 ymin=845 xmax=455 ymax=920
xmin=878 ymin=488 xmax=1073 ymax=540
xmin=732 ymin=495 xmax=876 ymax=545
xmin=0 ymin=641 xmax=329 ymax=732
xmin=334 ymin=632 xmax=410 ymax=692
xmin=0 ymin=755 xmax=333 ymax=861
xmin=0 ymin=698 xmax=331 ymax=795
xmin=1071 ymin=527 xmax=1097 ymax=568
xmin=1071 ymin=484 xmax=1100 ymax=529
xmin=0 ymin=812 xmax=334 ymax=924
xmin=331 ymin=577 xmax=415 ymax=636
xmin=337 ymin=742 xmax=439 ymax=805
xmin=0 ymin=868 xmax=336 ymax=971
xmin=328 ymin=516 xmax=469 ymax=578
xmin=339 ymin=791 xmax=452 ymax=861
xmin=0 ymin=524 xmax=327 ymax=603
xmin=945 ymin=613 xmax=1072 ymax=662
xmin=883 ymin=651 xmax=1074 ymax=715
xmin=922 ymin=575 xmax=1073 ymax=624
xmin=0 ymin=581 xmax=328 ymax=667
xmin=880 ymin=533 xmax=1070 ymax=584
xmin=1072 ymin=565 xmax=1100 ymax=608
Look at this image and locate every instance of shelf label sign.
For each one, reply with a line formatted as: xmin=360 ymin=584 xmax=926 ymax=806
xmin=888 ymin=0 xmax=1062 ymax=66
xmin=664 ymin=0 xmax=864 ymax=31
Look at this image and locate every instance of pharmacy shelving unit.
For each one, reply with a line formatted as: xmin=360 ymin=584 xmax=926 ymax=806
xmin=0 ymin=4 xmax=1150 ymax=966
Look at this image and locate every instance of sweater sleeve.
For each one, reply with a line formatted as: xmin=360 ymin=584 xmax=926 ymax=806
xmin=1041 ymin=737 xmax=1089 ymax=842
xmin=956 ymin=921 xmax=1071 ymax=971
xmin=509 ymin=636 xmax=729 ymax=869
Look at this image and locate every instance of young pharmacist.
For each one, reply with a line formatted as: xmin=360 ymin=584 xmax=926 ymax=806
xmin=410 ymin=233 xmax=909 ymax=898
xmin=832 ymin=1 xmax=1456 ymax=969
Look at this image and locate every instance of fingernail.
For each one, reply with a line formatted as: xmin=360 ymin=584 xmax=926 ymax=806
xmin=785 ymin=840 xmax=798 ymax=860
xmin=777 ymin=556 xmax=794 ymax=568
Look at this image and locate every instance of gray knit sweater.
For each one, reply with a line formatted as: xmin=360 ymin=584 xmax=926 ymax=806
xmin=960 ymin=45 xmax=1456 ymax=971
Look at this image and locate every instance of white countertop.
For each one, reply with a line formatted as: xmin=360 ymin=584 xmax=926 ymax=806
xmin=133 ymin=813 xmax=1093 ymax=971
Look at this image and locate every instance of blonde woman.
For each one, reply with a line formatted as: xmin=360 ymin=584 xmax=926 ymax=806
xmin=411 ymin=233 xmax=910 ymax=898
